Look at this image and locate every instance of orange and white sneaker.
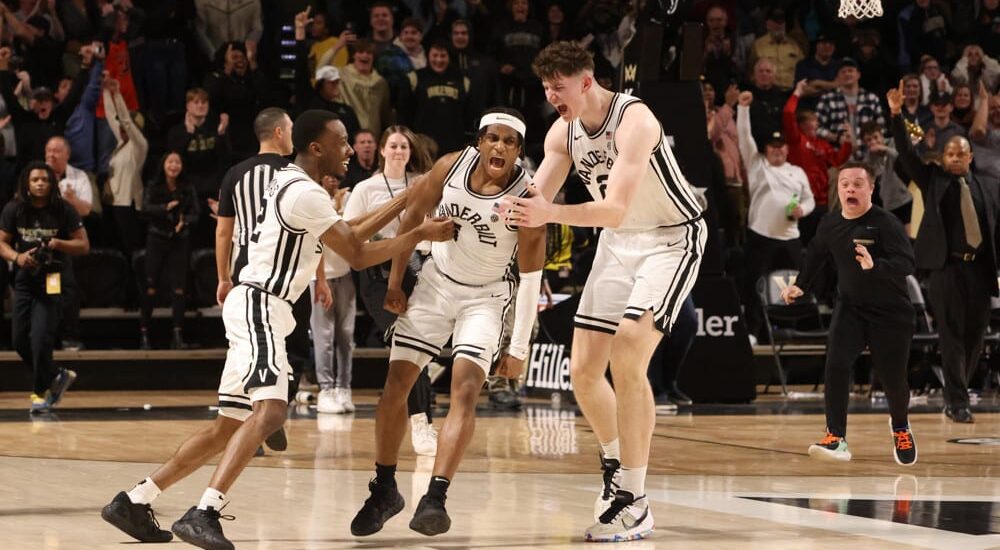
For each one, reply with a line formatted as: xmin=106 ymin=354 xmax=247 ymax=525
xmin=808 ymin=431 xmax=852 ymax=462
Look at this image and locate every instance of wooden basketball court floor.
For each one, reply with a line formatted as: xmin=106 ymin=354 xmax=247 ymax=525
xmin=1 ymin=389 xmax=998 ymax=549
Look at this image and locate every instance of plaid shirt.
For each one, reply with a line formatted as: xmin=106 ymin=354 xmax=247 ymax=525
xmin=815 ymin=87 xmax=885 ymax=159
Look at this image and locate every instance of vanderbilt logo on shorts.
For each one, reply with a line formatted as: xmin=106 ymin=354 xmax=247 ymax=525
xmin=244 ymin=363 xmax=279 ymax=391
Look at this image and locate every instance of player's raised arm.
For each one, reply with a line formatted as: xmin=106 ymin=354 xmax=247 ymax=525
xmin=502 ymin=104 xmax=660 ymax=229
xmin=530 ymin=118 xmax=574 ymax=201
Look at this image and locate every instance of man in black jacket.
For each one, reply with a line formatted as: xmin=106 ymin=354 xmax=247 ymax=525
xmin=888 ymin=80 xmax=1000 ymax=424
xmin=782 ymin=161 xmax=917 ymax=465
xmin=399 ymin=41 xmax=471 ymax=154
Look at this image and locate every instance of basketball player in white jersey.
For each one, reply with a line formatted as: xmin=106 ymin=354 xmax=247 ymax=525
xmin=351 ymin=108 xmax=546 ymax=538
xmin=501 ymin=42 xmax=707 ymax=542
xmin=101 ymin=110 xmax=454 ymax=549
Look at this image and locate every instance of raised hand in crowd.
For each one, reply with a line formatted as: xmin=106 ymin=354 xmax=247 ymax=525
xmin=738 ymin=90 xmax=753 ymax=107
xmin=886 ymin=80 xmax=904 ymax=115
xmin=839 ymin=122 xmax=853 ymax=146
xmin=184 ymin=110 xmax=198 ymax=133
xmin=793 ymin=79 xmax=807 ymax=98
xmin=166 ymin=200 xmax=180 ymax=211
xmin=245 ymin=40 xmax=258 ymax=71
xmin=218 ymin=113 xmax=229 ymax=135
xmin=294 ymin=6 xmax=313 ymax=41
xmin=0 ymin=46 xmax=10 ymax=70
xmin=223 ymin=43 xmax=236 ymax=75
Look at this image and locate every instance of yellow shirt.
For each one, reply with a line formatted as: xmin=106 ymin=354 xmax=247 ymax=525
xmin=751 ymin=35 xmax=804 ymax=90
xmin=310 ymin=37 xmax=348 ymax=75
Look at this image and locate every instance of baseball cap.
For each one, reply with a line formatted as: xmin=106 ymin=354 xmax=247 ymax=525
xmin=766 ymin=130 xmax=786 ymax=146
xmin=32 ymin=87 xmax=54 ymax=102
xmin=315 ymin=66 xmax=340 ymax=82
xmin=930 ymin=92 xmax=953 ymax=106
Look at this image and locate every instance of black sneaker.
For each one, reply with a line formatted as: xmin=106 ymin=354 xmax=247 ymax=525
xmin=350 ymin=480 xmax=405 ymax=536
xmin=264 ymin=426 xmax=288 ymax=451
xmin=945 ymin=406 xmax=974 ymax=423
xmin=665 ymin=382 xmax=693 ymax=406
xmin=101 ymin=491 xmax=173 ymax=542
xmin=891 ymin=421 xmax=917 ymax=466
xmin=488 ymin=388 xmax=522 ymax=410
xmin=171 ymin=506 xmax=235 ymax=550
xmin=47 ymin=368 xmax=77 ymax=408
xmin=409 ymin=494 xmax=451 ymax=536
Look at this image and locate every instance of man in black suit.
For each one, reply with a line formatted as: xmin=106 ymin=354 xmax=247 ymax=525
xmin=888 ymin=81 xmax=1000 ymax=424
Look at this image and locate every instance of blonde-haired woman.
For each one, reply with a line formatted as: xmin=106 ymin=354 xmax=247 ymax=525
xmin=343 ymin=125 xmax=438 ymax=455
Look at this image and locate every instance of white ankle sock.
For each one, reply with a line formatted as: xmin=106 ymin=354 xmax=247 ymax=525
xmin=126 ymin=477 xmax=161 ymax=505
xmin=620 ymin=465 xmax=647 ymax=498
xmin=600 ymin=439 xmax=621 ymax=461
xmin=197 ymin=487 xmax=228 ymax=511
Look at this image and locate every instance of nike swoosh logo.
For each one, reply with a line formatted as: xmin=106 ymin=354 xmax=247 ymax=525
xmin=623 ymin=507 xmax=648 ymax=530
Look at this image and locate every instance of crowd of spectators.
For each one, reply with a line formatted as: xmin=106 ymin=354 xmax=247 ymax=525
xmin=0 ymin=0 xmax=997 ymax=360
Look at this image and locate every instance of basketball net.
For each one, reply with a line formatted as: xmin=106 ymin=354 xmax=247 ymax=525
xmin=838 ymin=0 xmax=883 ymax=19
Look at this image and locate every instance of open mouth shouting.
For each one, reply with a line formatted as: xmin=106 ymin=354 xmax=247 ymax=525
xmin=489 ymin=157 xmax=506 ymax=169
xmin=556 ymin=104 xmax=569 ymax=117
xmin=844 ymin=197 xmax=859 ymax=207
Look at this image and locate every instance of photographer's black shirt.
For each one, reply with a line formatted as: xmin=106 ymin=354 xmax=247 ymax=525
xmin=0 ymin=199 xmax=83 ymax=282
xmin=797 ymin=205 xmax=915 ymax=320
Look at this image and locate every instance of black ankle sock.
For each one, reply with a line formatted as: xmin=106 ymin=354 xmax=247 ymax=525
xmin=427 ymin=476 xmax=450 ymax=501
xmin=375 ymin=463 xmax=397 ymax=485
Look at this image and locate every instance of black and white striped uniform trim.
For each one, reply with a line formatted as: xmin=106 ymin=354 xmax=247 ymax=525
xmin=623 ymin=219 xmax=704 ymax=333
xmin=234 ymin=163 xmax=280 ymax=246
xmin=240 ymin=285 xmax=283 ymax=391
xmin=573 ymin=313 xmax=620 ymax=335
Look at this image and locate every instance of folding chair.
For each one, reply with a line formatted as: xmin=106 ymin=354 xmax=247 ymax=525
xmin=757 ymin=269 xmax=829 ymax=395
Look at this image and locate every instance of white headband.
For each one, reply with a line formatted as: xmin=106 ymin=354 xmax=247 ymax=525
xmin=479 ymin=113 xmax=526 ymax=138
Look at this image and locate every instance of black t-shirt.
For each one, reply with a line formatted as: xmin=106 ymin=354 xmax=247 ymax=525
xmin=798 ymin=205 xmax=915 ymax=319
xmin=0 ymin=199 xmax=83 ymax=280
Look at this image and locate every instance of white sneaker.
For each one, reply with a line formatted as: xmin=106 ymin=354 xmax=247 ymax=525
xmin=593 ymin=457 xmax=621 ymax=521
xmin=585 ymin=491 xmax=654 ymax=542
xmin=410 ymin=414 xmax=438 ymax=456
xmin=317 ymin=388 xmax=345 ymax=414
xmin=335 ymin=387 xmax=355 ymax=413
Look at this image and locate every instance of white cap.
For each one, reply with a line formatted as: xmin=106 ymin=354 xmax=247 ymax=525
xmin=315 ymin=66 xmax=341 ymax=82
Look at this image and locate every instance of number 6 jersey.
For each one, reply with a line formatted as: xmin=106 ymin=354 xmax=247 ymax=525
xmin=566 ymin=92 xmax=702 ymax=230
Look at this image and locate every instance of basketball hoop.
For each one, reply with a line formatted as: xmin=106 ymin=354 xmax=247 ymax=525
xmin=838 ymin=0 xmax=883 ymax=19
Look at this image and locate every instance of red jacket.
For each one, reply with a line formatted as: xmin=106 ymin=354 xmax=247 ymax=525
xmin=783 ymin=94 xmax=852 ymax=206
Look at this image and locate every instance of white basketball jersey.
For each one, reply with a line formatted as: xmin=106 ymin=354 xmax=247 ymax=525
xmin=431 ymin=146 xmax=528 ymax=286
xmin=240 ymin=164 xmax=341 ymax=302
xmin=567 ymin=92 xmax=703 ymax=230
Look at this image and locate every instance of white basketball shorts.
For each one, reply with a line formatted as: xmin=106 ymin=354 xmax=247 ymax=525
xmin=390 ymin=258 xmax=515 ymax=374
xmin=575 ymin=218 xmax=706 ymax=335
xmin=217 ymin=285 xmax=294 ymax=421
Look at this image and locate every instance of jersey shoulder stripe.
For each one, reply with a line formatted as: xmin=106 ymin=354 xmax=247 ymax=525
xmin=273 ymin=178 xmax=311 ymax=235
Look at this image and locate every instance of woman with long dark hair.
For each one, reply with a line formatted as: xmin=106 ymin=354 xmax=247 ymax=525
xmin=343 ymin=125 xmax=438 ymax=453
xmin=139 ymin=151 xmax=200 ymax=349
xmin=0 ymin=161 xmax=89 ymax=413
